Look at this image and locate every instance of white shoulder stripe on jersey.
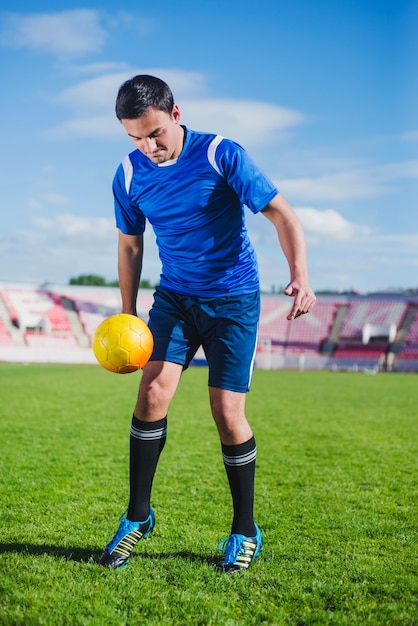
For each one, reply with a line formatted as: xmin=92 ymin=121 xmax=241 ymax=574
xmin=122 ymin=155 xmax=134 ymax=194
xmin=207 ymin=135 xmax=224 ymax=175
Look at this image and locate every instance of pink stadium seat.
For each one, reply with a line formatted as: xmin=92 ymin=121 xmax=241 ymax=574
xmin=397 ymin=310 xmax=418 ymax=359
xmin=24 ymin=333 xmax=78 ymax=348
xmin=45 ymin=303 xmax=72 ymax=331
xmin=0 ymin=290 xmax=19 ymax=324
xmin=339 ymin=300 xmax=407 ymax=340
xmin=1 ymin=285 xmax=417 ymax=370
xmin=0 ymin=319 xmax=14 ymax=346
xmin=78 ymin=310 xmax=107 ymax=342
xmin=2 ymin=288 xmax=71 ymax=332
xmin=258 ymin=298 xmax=340 ymax=353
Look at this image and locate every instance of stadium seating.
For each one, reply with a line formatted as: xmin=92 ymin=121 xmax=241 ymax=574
xmin=259 ymin=297 xmax=342 ymax=353
xmin=0 ymin=282 xmax=417 ymax=371
xmin=339 ymin=299 xmax=407 ymax=340
xmin=332 ymin=344 xmax=386 ymax=359
xmin=0 ymin=319 xmax=14 ymax=346
xmin=327 ymin=298 xmax=411 ymax=369
xmin=78 ymin=310 xmax=107 ymax=343
xmin=396 ymin=310 xmax=418 ymax=359
xmin=0 ymin=289 xmax=19 ymax=326
xmin=1 ymin=288 xmax=71 ymax=332
xmin=64 ymin=286 xmax=154 ymax=342
xmin=24 ymin=333 xmax=78 ymax=349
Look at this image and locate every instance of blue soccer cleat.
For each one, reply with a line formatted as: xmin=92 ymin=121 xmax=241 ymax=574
xmin=99 ymin=508 xmax=155 ymax=569
xmin=217 ymin=523 xmax=263 ymax=573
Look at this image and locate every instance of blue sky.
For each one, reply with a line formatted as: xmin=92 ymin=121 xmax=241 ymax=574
xmin=0 ymin=0 xmax=416 ymax=293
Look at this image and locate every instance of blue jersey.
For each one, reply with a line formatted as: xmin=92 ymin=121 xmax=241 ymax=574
xmin=113 ymin=127 xmax=278 ymax=297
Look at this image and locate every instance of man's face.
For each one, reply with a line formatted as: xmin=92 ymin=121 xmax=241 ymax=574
xmin=121 ymin=105 xmax=183 ymax=164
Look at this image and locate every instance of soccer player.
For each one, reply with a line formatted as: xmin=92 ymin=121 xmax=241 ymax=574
xmin=99 ymin=75 xmax=316 ymax=572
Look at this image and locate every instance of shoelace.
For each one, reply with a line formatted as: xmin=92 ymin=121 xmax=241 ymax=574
xmin=109 ymin=517 xmax=136 ymax=545
xmin=218 ymin=534 xmax=246 ymax=563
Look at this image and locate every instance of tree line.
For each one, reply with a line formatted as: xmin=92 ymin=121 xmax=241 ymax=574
xmin=69 ymin=274 xmax=155 ymax=289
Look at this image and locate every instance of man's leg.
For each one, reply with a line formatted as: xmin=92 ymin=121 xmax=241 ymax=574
xmin=209 ymin=387 xmax=262 ymax=573
xmin=100 ymin=360 xmax=182 ymax=568
xmin=128 ymin=360 xmax=183 ymax=520
xmin=209 ymin=387 xmax=256 ymax=535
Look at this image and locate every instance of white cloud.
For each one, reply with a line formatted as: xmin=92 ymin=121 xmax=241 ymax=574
xmin=50 ymin=70 xmax=305 ymax=146
xmin=32 ymin=213 xmax=115 ymax=245
xmin=295 ymin=207 xmax=371 ymax=240
xmin=279 ymin=160 xmax=418 ymax=203
xmin=365 ymin=233 xmax=418 ymax=257
xmin=105 ymin=10 xmax=155 ymax=37
xmin=377 ymin=161 xmax=418 ymax=180
xmin=1 ymin=210 xmax=417 ymax=292
xmin=27 ymin=199 xmax=42 ymax=210
xmin=27 ymin=193 xmax=70 ymax=210
xmin=53 ymin=72 xmax=131 ymax=113
xmin=49 ymin=68 xmax=212 ymax=139
xmin=247 ymin=205 xmax=418 ymax=291
xmin=280 ymin=171 xmax=381 ymax=202
xmin=0 ymin=213 xmax=161 ymax=285
xmin=43 ymin=193 xmax=70 ymax=206
xmin=180 ymin=99 xmax=305 ymax=146
xmin=53 ymin=68 xmax=209 ymax=113
xmin=0 ymin=10 xmax=107 ymax=58
xmin=48 ymin=115 xmax=121 ymax=140
xmin=0 ymin=220 xmax=113 ymax=284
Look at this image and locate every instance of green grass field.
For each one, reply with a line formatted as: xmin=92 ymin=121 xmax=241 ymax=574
xmin=0 ymin=363 xmax=417 ymax=625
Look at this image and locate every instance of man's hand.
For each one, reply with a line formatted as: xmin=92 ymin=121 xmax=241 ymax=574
xmin=284 ymin=281 xmax=316 ymax=320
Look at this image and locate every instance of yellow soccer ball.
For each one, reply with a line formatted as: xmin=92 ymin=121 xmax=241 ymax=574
xmin=92 ymin=314 xmax=153 ymax=374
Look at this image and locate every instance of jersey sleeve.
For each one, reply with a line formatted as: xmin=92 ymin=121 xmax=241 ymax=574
xmin=113 ymin=160 xmax=146 ymax=235
xmin=214 ymin=139 xmax=278 ymax=214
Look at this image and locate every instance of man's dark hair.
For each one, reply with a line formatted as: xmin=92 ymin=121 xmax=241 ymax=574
xmin=115 ymin=75 xmax=175 ymax=120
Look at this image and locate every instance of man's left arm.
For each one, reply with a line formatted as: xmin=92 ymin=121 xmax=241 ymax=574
xmin=261 ymin=194 xmax=316 ymax=320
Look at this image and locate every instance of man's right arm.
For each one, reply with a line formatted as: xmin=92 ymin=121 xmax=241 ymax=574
xmin=117 ymin=230 xmax=144 ymax=316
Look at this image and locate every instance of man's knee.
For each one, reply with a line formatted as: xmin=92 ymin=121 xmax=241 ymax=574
xmin=209 ymin=387 xmax=252 ymax=444
xmin=135 ymin=360 xmax=182 ymax=421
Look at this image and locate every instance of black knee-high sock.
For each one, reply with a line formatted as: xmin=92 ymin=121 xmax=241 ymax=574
xmin=127 ymin=415 xmax=167 ymax=522
xmin=222 ymin=436 xmax=257 ymax=537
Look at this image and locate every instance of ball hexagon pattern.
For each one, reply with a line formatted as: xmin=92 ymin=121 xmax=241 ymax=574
xmin=92 ymin=314 xmax=154 ymax=374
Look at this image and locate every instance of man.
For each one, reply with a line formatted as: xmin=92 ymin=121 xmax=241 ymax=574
xmin=99 ymin=75 xmax=316 ymax=573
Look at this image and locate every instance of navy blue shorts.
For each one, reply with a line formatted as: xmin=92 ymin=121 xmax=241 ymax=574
xmin=148 ymin=286 xmax=260 ymax=393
